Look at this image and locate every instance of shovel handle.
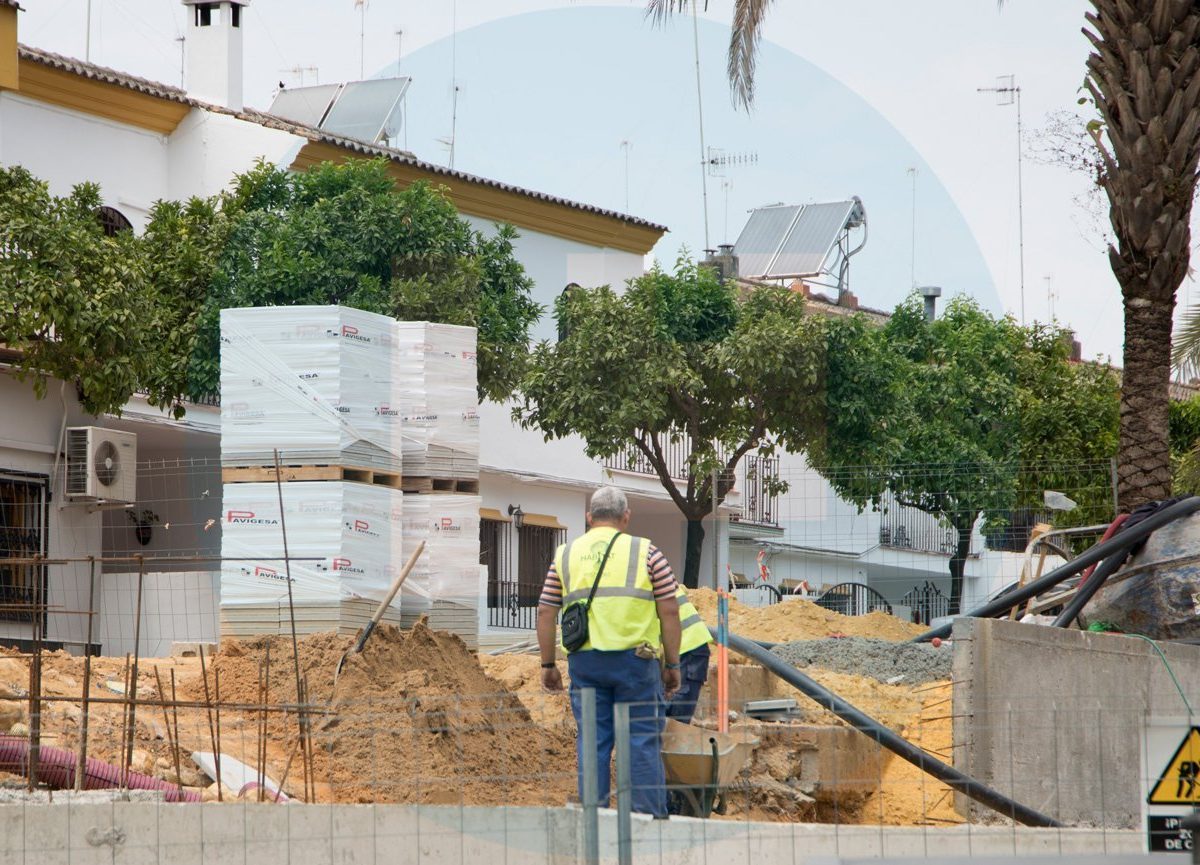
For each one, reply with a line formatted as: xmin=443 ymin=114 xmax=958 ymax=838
xmin=354 ymin=540 xmax=425 ymax=654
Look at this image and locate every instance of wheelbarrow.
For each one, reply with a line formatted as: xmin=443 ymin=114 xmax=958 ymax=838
xmin=660 ymin=719 xmax=759 ymax=818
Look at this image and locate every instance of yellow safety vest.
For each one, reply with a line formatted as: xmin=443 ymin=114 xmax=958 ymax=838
xmin=556 ymin=527 xmax=658 ymax=653
xmin=677 ymin=587 xmax=713 ymax=654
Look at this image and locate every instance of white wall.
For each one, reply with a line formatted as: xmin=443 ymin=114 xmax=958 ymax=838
xmin=0 ymin=371 xmax=103 ymax=647
xmin=166 ymin=109 xmax=304 ymax=201
xmin=463 ymin=214 xmax=645 ymax=342
xmin=0 ymin=93 xmax=169 ymax=230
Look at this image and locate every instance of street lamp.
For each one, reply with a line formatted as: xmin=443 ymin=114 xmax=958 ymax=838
xmin=507 ymin=504 xmax=525 ymax=530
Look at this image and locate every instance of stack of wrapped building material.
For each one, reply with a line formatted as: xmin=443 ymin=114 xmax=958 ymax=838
xmin=218 ymin=305 xmax=483 ymax=645
xmin=220 ymin=306 xmax=403 ymax=474
xmin=394 ymin=322 xmax=480 ymax=489
xmin=219 ymin=481 xmax=404 ymax=637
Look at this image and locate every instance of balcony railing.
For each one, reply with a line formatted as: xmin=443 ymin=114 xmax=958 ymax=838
xmin=603 ymin=436 xmax=696 ymax=481
xmin=734 ymin=455 xmax=780 ymax=528
xmin=877 ymin=491 xmax=979 ymax=557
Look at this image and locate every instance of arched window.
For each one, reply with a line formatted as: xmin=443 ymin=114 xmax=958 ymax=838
xmin=557 ymin=283 xmax=582 ymax=343
xmin=95 ymin=206 xmax=132 ymax=237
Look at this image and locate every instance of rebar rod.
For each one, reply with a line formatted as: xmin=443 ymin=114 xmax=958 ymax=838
xmin=74 ymin=558 xmax=96 ymax=792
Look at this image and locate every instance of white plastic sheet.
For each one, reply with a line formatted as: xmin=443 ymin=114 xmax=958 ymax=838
xmin=393 ymin=322 xmax=480 ymax=478
xmin=220 ymin=306 xmax=403 ymax=470
xmin=401 ymin=494 xmax=482 ymax=605
xmin=220 ymin=482 xmax=404 ymax=607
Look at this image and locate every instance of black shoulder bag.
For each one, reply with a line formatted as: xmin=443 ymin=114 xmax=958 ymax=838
xmin=560 ymin=531 xmax=622 ymax=653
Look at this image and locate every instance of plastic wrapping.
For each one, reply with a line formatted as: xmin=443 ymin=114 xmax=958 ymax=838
xmin=393 ymin=322 xmax=480 ymax=478
xmin=220 ymin=482 xmax=404 ymax=607
xmin=400 ymin=494 xmax=482 ymax=605
xmin=220 ymin=306 xmax=403 ymax=470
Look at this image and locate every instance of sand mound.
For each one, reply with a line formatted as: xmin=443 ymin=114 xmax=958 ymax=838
xmin=688 ymin=589 xmax=925 ymax=643
xmin=201 ymin=623 xmax=577 ymax=805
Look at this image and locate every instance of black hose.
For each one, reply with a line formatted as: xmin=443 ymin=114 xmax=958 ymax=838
xmin=728 ymin=632 xmax=1063 ymax=828
xmin=1050 ymin=552 xmax=1125 ymax=628
xmin=911 ymin=496 xmax=1200 ymax=643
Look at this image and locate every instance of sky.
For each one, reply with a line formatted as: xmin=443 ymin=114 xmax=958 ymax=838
xmin=18 ymin=0 xmax=1188 ymax=363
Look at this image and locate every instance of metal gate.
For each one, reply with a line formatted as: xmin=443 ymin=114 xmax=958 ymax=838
xmin=902 ymin=582 xmax=950 ymax=625
xmin=814 ymin=582 xmax=893 ymax=616
xmin=0 ymin=472 xmax=48 ymax=624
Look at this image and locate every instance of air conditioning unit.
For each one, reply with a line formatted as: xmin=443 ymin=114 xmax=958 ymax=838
xmin=65 ymin=427 xmax=137 ymax=503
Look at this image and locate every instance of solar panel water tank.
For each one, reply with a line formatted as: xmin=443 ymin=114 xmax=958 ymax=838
xmin=733 ymin=198 xmax=866 ymax=281
xmin=267 ymin=77 xmax=411 ymax=145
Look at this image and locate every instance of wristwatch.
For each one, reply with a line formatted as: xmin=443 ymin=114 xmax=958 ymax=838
xmin=665 ymin=662 xmax=681 ymax=670
xmin=541 ymin=662 xmax=557 ymax=669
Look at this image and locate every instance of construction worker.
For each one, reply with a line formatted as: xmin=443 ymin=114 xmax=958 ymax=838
xmin=665 ymin=586 xmax=713 ymax=724
xmin=537 ymin=486 xmax=682 ymax=818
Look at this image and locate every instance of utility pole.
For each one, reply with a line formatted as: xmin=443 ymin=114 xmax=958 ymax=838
xmin=978 ymin=75 xmax=1026 ymax=325
xmin=689 ymin=1 xmax=710 ymax=250
xmin=85 ymin=0 xmax=92 ymax=62
xmin=395 ymin=29 xmax=403 ymax=71
xmin=175 ymin=36 xmax=185 ymax=88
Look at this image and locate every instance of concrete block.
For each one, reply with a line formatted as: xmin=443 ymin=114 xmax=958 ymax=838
xmin=21 ymin=800 xmax=69 ymax=854
xmin=110 ymin=802 xmax=159 ymax=856
xmin=244 ymin=803 xmax=288 ymax=842
xmin=950 ymin=616 xmax=1200 ymax=827
xmin=413 ymin=805 xmax=466 ymax=865
xmin=197 ymin=803 xmax=246 ymax=845
xmin=373 ymin=803 xmax=420 ymax=855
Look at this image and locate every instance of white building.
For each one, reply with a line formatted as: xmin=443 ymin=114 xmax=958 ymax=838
xmin=0 ymin=0 xmax=761 ymax=654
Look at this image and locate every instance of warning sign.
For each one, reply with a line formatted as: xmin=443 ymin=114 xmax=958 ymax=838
xmin=1148 ymin=727 xmax=1200 ymax=805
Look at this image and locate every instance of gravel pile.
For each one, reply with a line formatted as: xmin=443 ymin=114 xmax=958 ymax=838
xmin=770 ymin=637 xmax=951 ymax=685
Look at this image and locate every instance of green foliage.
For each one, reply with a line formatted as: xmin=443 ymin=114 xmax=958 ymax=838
xmin=516 ymin=258 xmax=826 ymax=584
xmin=1169 ymin=396 xmax=1200 ymax=493
xmin=816 ymin=294 xmax=1119 ymax=609
xmin=0 ymin=167 xmax=166 ymax=416
xmin=190 ymin=159 xmax=540 ymax=401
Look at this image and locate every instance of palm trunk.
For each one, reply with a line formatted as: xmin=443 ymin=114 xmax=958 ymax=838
xmin=682 ymin=518 xmax=705 ymax=589
xmin=1117 ymin=292 xmax=1175 ymax=508
xmin=1084 ymin=0 xmax=1200 ymax=509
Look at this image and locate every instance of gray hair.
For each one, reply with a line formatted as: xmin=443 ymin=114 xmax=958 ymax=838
xmin=589 ymin=486 xmax=629 ymax=521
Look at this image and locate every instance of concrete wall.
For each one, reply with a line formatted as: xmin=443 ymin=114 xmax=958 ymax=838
xmin=951 ymin=616 xmax=1200 ymax=827
xmin=0 ymin=800 xmax=1139 ymax=864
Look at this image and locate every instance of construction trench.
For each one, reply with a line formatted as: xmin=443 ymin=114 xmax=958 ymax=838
xmin=4 ymin=500 xmax=1200 ymax=861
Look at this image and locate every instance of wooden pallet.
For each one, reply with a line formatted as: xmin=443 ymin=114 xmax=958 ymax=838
xmin=401 ymin=476 xmax=480 ymax=494
xmin=222 ymin=463 xmax=403 ymax=488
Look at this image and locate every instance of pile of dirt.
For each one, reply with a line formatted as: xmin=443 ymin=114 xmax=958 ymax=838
xmin=857 ymin=681 xmax=959 ymax=825
xmin=478 ymin=654 xmax=574 ymax=732
xmin=0 ymin=647 xmax=207 ymax=790
xmin=688 ymin=589 xmax=925 ymax=643
xmin=771 ymin=638 xmax=952 ymax=686
xmin=199 ymin=623 xmax=577 ymax=805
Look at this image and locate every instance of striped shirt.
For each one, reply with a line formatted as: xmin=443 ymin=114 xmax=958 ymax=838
xmin=539 ymin=539 xmax=678 ymax=608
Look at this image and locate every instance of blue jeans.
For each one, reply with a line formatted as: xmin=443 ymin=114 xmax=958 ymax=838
xmin=665 ymin=644 xmax=710 ymax=725
xmin=568 ymin=649 xmax=667 ymax=817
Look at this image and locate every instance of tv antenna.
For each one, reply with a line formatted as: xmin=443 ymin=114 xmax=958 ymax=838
xmin=706 ymin=147 xmax=758 ymax=177
xmin=977 ymin=74 xmax=1026 ymax=325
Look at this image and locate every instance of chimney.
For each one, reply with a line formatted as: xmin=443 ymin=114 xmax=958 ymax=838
xmin=703 ymin=245 xmax=739 ymax=283
xmin=838 ymin=289 xmax=859 ymax=311
xmin=181 ymin=1 xmax=247 ymax=111
xmin=918 ymin=285 xmax=942 ymax=322
xmin=0 ymin=1 xmax=18 ymax=92
xmin=1062 ymin=329 xmax=1082 ymax=362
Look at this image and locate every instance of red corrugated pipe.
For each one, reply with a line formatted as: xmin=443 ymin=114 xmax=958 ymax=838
xmin=1079 ymin=513 xmax=1128 ymax=584
xmin=0 ymin=735 xmax=201 ymax=802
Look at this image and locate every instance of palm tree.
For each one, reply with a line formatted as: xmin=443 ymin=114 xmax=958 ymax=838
xmin=654 ymin=0 xmax=1200 ymax=509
